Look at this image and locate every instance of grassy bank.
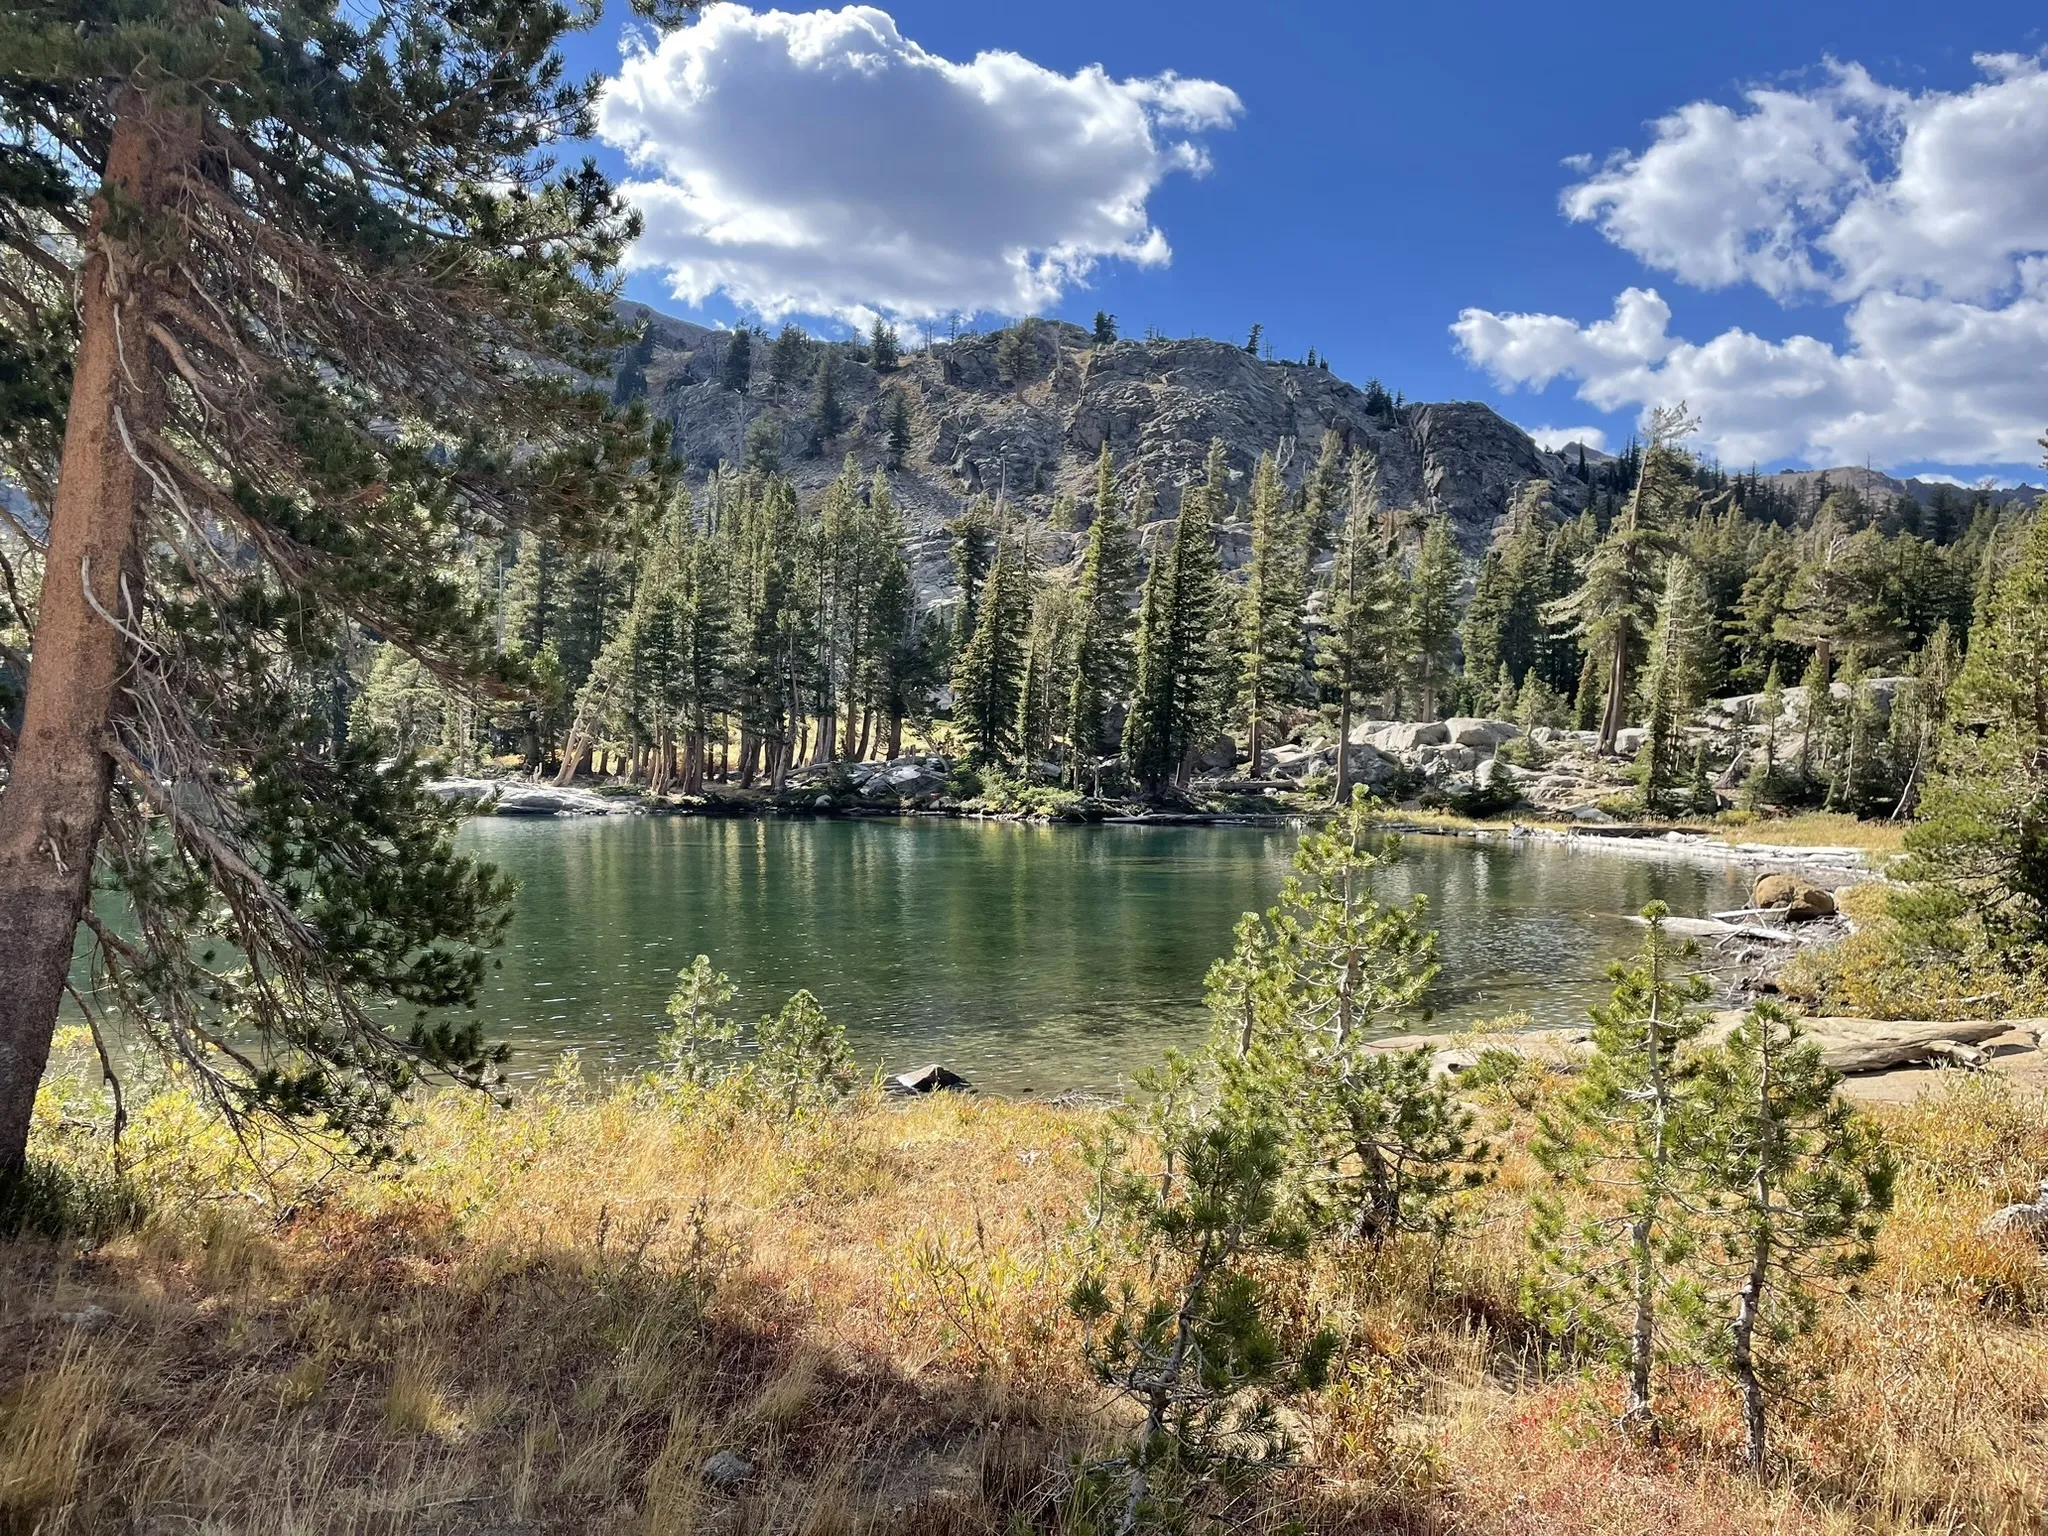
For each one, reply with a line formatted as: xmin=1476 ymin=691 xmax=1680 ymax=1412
xmin=6 ymin=1038 xmax=2046 ymax=1535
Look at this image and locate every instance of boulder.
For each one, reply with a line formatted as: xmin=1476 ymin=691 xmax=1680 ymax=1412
xmin=862 ymin=763 xmax=946 ymax=800
xmin=1415 ymin=743 xmax=1478 ymax=773
xmin=891 ymin=1063 xmax=972 ymax=1095
xmin=1474 ymin=757 xmax=1528 ymax=792
xmin=1613 ymin=727 xmax=1647 ymax=755
xmin=1753 ymin=874 xmax=1837 ymax=921
xmin=1344 ymin=743 xmax=1399 ymax=786
xmin=493 ymin=785 xmax=626 ymax=816
xmin=1193 ymin=733 xmax=1237 ymax=774
xmin=1367 ymin=721 xmax=1449 ymax=753
xmin=1980 ymin=1182 xmax=2048 ymax=1244
xmin=1569 ymin=802 xmax=1616 ymax=824
xmin=1526 ymin=773 xmax=1592 ymax=810
xmin=1444 ymin=717 xmax=1522 ymax=750
xmin=702 ymin=1451 xmax=756 ymax=1491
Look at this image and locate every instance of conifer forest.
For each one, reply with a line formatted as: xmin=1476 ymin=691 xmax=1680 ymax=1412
xmin=3 ymin=2 xmax=2048 ymax=1533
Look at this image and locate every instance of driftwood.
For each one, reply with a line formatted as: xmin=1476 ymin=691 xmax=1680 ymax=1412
xmin=1704 ymin=1013 xmax=2032 ymax=1074
xmin=1363 ymin=1016 xmax=2040 ymax=1080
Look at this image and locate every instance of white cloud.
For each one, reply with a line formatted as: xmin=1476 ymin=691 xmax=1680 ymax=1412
xmin=1454 ymin=54 xmax=2048 ymax=471
xmin=1523 ymin=425 xmax=1609 ymax=453
xmin=597 ymin=6 xmax=1242 ymax=326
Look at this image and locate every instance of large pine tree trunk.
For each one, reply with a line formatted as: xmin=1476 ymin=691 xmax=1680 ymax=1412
xmin=1331 ymin=678 xmax=1355 ymax=806
xmin=0 ymin=102 xmax=173 ymax=1178
xmin=1599 ymin=637 xmax=1629 ymax=755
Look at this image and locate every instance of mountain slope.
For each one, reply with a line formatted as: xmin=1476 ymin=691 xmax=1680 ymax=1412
xmin=622 ymin=306 xmax=1590 ymax=575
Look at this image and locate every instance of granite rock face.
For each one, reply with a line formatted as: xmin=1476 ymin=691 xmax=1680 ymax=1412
xmin=619 ymin=306 xmax=1591 ymax=616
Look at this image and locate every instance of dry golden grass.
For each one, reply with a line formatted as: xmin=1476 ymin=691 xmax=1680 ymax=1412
xmin=1701 ymin=811 xmax=1909 ymax=854
xmin=4 ymin=1047 xmax=2046 ymax=1534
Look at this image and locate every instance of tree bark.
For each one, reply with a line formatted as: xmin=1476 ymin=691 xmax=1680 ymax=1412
xmin=0 ymin=99 xmax=175 ymax=1179
xmin=1599 ymin=636 xmax=1629 ymax=756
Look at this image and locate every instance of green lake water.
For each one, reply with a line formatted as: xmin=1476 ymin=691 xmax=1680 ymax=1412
xmin=453 ymin=816 xmax=1752 ymax=1095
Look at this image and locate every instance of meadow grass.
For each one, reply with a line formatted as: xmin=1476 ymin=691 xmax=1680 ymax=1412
xmin=3 ymin=1042 xmax=2045 ymax=1534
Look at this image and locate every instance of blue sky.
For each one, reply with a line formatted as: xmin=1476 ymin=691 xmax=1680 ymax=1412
xmin=564 ymin=2 xmax=2048 ymax=479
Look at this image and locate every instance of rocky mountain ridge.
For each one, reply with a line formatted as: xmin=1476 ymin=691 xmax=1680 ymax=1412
xmin=1557 ymin=441 xmax=2042 ymax=513
xmin=620 ymin=304 xmax=1591 ymax=584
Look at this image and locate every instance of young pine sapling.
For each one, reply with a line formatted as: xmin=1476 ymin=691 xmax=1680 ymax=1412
xmin=1530 ymin=904 xmax=1712 ymax=1433
xmin=1690 ymin=1003 xmax=1895 ymax=1469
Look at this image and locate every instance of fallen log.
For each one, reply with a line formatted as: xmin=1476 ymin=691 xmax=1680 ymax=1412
xmin=1706 ymin=1013 xmax=2032 ymax=1074
xmin=1361 ymin=1016 xmax=2040 ymax=1081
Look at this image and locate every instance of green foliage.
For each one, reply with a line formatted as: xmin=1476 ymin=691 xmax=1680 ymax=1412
xmin=995 ymin=319 xmax=1040 ymax=385
xmin=1093 ymin=310 xmax=1119 ymax=346
xmin=769 ymin=323 xmax=811 ymax=387
xmin=658 ymin=956 xmax=740 ymax=1090
xmin=1405 ymin=515 xmax=1461 ymax=717
xmin=1688 ymin=1004 xmax=1895 ymax=1468
xmin=1068 ymin=1057 xmax=1335 ymax=1532
xmin=1125 ymin=442 xmax=1231 ymax=796
xmin=884 ymin=389 xmax=913 ymax=469
xmin=1235 ymin=449 xmax=1308 ymax=771
xmin=951 ymin=531 xmax=1032 ymax=766
xmin=0 ymin=1156 xmax=145 ymax=1243
xmin=720 ymin=328 xmax=753 ymax=392
xmin=756 ymin=990 xmax=857 ymax=1118
xmin=657 ymin=958 xmax=854 ymax=1119
xmin=867 ymin=318 xmax=900 ymax=371
xmin=809 ymin=349 xmax=845 ymax=448
xmin=744 ymin=411 xmax=783 ymax=472
xmin=1316 ymin=452 xmax=1402 ymax=798
xmin=1207 ymin=790 xmax=1487 ymax=1250
xmin=1530 ymin=905 xmax=1713 ymax=1428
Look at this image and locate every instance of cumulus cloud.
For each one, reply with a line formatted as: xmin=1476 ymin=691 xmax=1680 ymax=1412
xmin=597 ymin=6 xmax=1242 ymax=326
xmin=1524 ymin=425 xmax=1610 ymax=453
xmin=1454 ymin=54 xmax=2048 ymax=471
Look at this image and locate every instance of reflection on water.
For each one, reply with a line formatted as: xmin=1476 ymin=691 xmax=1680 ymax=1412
xmin=453 ymin=816 xmax=1751 ymax=1094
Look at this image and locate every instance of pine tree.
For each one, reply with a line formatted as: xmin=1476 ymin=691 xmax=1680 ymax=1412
xmin=1887 ymin=622 xmax=1959 ymax=817
xmin=951 ymin=526 xmax=1031 ymax=765
xmin=0 ymin=0 xmax=687 ymax=1173
xmin=1092 ymin=311 xmax=1118 ymax=346
xmin=868 ymin=318 xmax=900 ymax=371
xmin=1070 ymin=1059 xmax=1335 ymax=1532
xmin=1745 ymin=662 xmax=1788 ymax=808
xmin=1532 ymin=905 xmax=1713 ymax=1431
xmin=1634 ymin=611 xmax=1681 ymax=817
xmin=1691 ymin=1005 xmax=1894 ymax=1469
xmin=1316 ymin=458 xmax=1399 ymax=801
xmin=1236 ymin=450 xmax=1305 ymax=777
xmin=947 ymin=499 xmax=997 ymax=650
xmin=1065 ymin=446 xmax=1141 ymax=789
xmin=769 ymin=323 xmax=810 ymax=388
xmin=1019 ymin=578 xmax=1082 ymax=767
xmin=810 ymin=349 xmax=844 ymax=449
xmin=1797 ymin=647 xmax=1835 ymax=783
xmin=995 ymin=319 xmax=1038 ymax=385
xmin=1299 ymin=428 xmax=1346 ymax=565
xmin=1546 ymin=405 xmax=1698 ymax=753
xmin=1642 ymin=555 xmax=1722 ymax=714
xmin=1125 ymin=443 xmax=1230 ymax=795
xmin=720 ymin=328 xmax=754 ymax=392
xmin=885 ymin=390 xmax=913 ymax=470
xmin=1893 ymin=504 xmax=2048 ymax=959
xmin=745 ymin=412 xmax=783 ymax=473
xmin=1208 ymin=789 xmax=1484 ymax=1250
xmin=1405 ymin=516 xmax=1461 ymax=719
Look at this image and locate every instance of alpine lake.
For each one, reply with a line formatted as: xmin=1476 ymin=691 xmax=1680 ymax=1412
xmin=454 ymin=814 xmax=1753 ymax=1096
